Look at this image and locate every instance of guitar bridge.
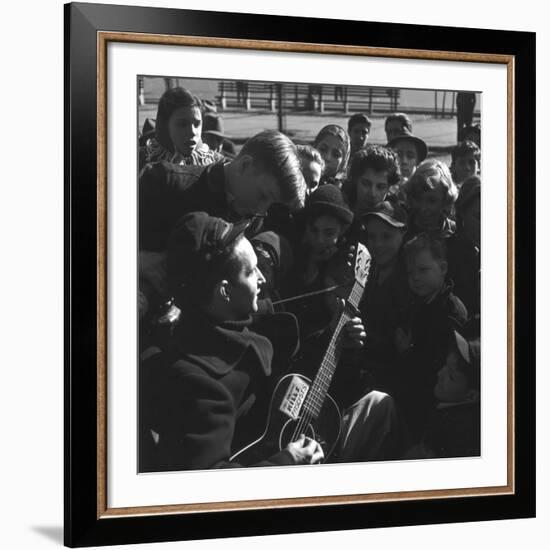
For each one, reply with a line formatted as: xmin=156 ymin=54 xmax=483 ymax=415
xmin=279 ymin=376 xmax=309 ymax=420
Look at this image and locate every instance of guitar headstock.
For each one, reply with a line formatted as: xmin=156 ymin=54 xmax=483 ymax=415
xmin=354 ymin=242 xmax=372 ymax=287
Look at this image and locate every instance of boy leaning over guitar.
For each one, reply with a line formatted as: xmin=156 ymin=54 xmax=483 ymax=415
xmin=139 ymin=211 xmax=399 ymax=472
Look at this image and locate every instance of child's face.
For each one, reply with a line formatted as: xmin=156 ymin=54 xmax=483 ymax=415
xmin=316 ymin=135 xmax=346 ymax=178
xmin=407 ymin=249 xmax=447 ymax=299
xmin=365 ymin=217 xmax=404 ymax=268
xmin=410 ymin=183 xmax=446 ymax=231
xmin=302 ymin=160 xmax=323 ymax=196
xmin=303 ymin=214 xmax=343 ymax=262
xmin=168 ymin=106 xmax=202 ymax=156
xmin=434 ymin=350 xmax=470 ymax=403
xmin=349 ymin=123 xmax=370 ymax=152
xmin=393 ymin=139 xmax=419 ymax=179
xmin=453 ymin=153 xmax=479 ymax=184
xmin=355 ymin=168 xmax=389 ymax=211
xmin=461 ymin=197 xmax=481 ymax=247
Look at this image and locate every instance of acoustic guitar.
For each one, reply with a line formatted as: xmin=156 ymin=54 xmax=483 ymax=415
xmin=230 ymin=243 xmax=372 ymax=465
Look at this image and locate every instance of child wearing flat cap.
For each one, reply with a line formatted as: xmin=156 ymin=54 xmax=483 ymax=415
xmin=356 ymin=201 xmax=410 ymax=392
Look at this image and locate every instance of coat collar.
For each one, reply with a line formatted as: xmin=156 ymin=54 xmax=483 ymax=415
xmin=174 ymin=311 xmax=273 ymax=377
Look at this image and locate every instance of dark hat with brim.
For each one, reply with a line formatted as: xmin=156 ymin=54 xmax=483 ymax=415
xmin=202 ymin=113 xmax=226 ymax=138
xmin=362 ymin=200 xmax=408 ymax=228
xmin=387 ymin=129 xmax=428 ymax=163
xmin=305 ymin=184 xmax=353 ymax=226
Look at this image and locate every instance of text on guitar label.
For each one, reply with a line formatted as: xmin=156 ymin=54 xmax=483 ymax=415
xmin=279 ymin=376 xmax=310 ymax=420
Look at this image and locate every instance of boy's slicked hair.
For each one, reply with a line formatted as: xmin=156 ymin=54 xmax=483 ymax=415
xmin=404 ymin=232 xmax=448 ymax=264
xmin=239 ymin=130 xmax=306 ymax=211
xmin=297 ymin=144 xmax=325 ymax=172
xmin=347 ymin=113 xmax=372 ymax=133
xmin=404 ymin=159 xmax=458 ymax=212
xmin=451 ymin=140 xmax=481 ymax=163
xmin=384 ymin=112 xmax=413 ymax=133
xmin=155 ymin=87 xmax=203 ymax=152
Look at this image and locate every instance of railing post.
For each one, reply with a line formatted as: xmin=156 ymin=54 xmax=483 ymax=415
xmin=220 ymin=81 xmax=226 ymax=110
xmin=368 ymin=88 xmax=373 ymax=115
xmin=318 ymin=86 xmax=324 ymax=113
xmin=269 ymin=84 xmax=276 ymax=112
xmin=138 ymin=77 xmax=145 ymax=106
xmin=343 ymin=87 xmax=348 ymax=113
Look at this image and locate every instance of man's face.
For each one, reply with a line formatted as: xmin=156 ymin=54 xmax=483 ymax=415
xmin=167 ymin=106 xmax=202 ymax=156
xmin=434 ymin=350 xmax=470 ymax=403
xmin=355 ymin=168 xmax=389 ymax=212
xmin=385 ymin=120 xmax=405 ymax=143
xmin=227 ymin=238 xmax=265 ymax=318
xmin=410 ymin=184 xmax=446 ymax=231
xmin=229 ymin=162 xmax=283 ymax=218
xmin=349 ymin=122 xmax=370 ymax=152
xmin=303 ymin=214 xmax=343 ymax=262
xmin=316 ymin=135 xmax=346 ymax=178
xmin=393 ymin=139 xmax=419 ymax=179
xmin=365 ymin=217 xmax=404 ymax=268
xmin=407 ymin=249 xmax=446 ymax=300
xmin=453 ymin=152 xmax=479 ymax=184
xmin=461 ymin=197 xmax=481 ymax=247
xmin=302 ymin=160 xmax=322 ymax=196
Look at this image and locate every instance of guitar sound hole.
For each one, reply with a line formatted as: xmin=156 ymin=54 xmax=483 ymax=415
xmin=279 ymin=418 xmax=316 ymax=450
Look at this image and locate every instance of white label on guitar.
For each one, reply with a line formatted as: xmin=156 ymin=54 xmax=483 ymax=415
xmin=279 ymin=376 xmax=309 ymax=420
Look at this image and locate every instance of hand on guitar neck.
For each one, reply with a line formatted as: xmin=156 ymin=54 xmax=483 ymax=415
xmin=285 ymin=434 xmax=325 ymax=465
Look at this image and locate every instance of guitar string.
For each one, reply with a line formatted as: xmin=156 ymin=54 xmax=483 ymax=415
xmin=290 ymin=280 xmax=364 ymax=447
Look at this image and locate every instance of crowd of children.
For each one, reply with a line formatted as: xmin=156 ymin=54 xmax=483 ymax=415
xmin=138 ymin=85 xmax=482 ymax=469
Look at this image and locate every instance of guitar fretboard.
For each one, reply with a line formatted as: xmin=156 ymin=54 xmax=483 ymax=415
xmin=302 ymin=280 xmax=365 ymax=419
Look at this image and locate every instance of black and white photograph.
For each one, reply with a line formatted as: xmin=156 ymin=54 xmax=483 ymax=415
xmin=137 ymin=76 xmax=482 ymax=473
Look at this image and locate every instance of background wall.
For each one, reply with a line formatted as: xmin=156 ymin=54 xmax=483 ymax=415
xmin=0 ymin=1 xmax=545 ymax=548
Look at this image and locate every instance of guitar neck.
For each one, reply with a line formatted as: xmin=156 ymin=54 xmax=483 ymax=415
xmin=302 ymin=280 xmax=365 ymax=419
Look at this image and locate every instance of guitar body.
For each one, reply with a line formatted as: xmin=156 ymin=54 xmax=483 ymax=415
xmin=230 ymin=373 xmax=341 ymax=466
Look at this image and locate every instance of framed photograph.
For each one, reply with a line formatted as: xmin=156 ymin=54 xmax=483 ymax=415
xmin=64 ymin=2 xmax=535 ymax=547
